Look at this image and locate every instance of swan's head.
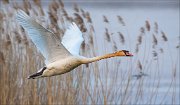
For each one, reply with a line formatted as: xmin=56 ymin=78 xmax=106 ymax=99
xmin=122 ymin=50 xmax=133 ymax=56
xmin=28 ymin=67 xmax=47 ymax=79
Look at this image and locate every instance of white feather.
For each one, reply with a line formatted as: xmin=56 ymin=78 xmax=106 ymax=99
xmin=16 ymin=10 xmax=71 ymax=64
xmin=61 ymin=22 xmax=84 ymax=56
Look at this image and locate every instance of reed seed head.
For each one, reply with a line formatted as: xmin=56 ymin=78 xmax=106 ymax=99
xmin=153 ymin=50 xmax=158 ymax=57
xmin=161 ymin=31 xmax=168 ymax=41
xmin=2 ymin=0 xmax=9 ymax=4
xmin=118 ymin=32 xmax=125 ymax=44
xmin=159 ymin=48 xmax=164 ymax=53
xmin=137 ymin=35 xmax=142 ymax=45
xmin=59 ymin=0 xmax=64 ymax=8
xmin=137 ymin=60 xmax=142 ymax=70
xmin=85 ymin=12 xmax=92 ymax=23
xmin=33 ymin=0 xmax=41 ymax=7
xmin=145 ymin=20 xmax=150 ymax=31
xmin=105 ymin=28 xmax=111 ymax=42
xmin=140 ymin=27 xmax=145 ymax=34
xmin=117 ymin=15 xmax=125 ymax=26
xmin=154 ymin=22 xmax=158 ymax=34
xmin=135 ymin=44 xmax=139 ymax=53
xmin=176 ymin=45 xmax=179 ymax=49
xmin=74 ymin=3 xmax=79 ymax=12
xmin=80 ymin=8 xmax=86 ymax=18
xmin=74 ymin=13 xmax=84 ymax=25
xmin=113 ymin=41 xmax=117 ymax=51
xmin=103 ymin=15 xmax=109 ymax=23
xmin=152 ymin=34 xmax=158 ymax=48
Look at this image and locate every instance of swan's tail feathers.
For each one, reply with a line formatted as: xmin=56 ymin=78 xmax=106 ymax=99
xmin=28 ymin=67 xmax=47 ymax=79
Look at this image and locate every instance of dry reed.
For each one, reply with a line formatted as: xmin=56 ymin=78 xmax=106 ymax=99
xmin=74 ymin=3 xmax=79 ymax=13
xmin=23 ymin=0 xmax=31 ymax=15
xmin=2 ymin=0 xmax=9 ymax=4
xmin=103 ymin=15 xmax=109 ymax=23
xmin=154 ymin=22 xmax=158 ymax=34
xmin=145 ymin=20 xmax=150 ymax=31
xmin=117 ymin=15 xmax=125 ymax=26
xmin=137 ymin=60 xmax=142 ymax=70
xmin=118 ymin=32 xmax=125 ymax=44
xmin=152 ymin=34 xmax=158 ymax=48
xmin=0 ymin=51 xmax=5 ymax=64
xmin=140 ymin=27 xmax=145 ymax=34
xmin=137 ymin=35 xmax=142 ymax=45
xmin=159 ymin=48 xmax=164 ymax=53
xmin=161 ymin=31 xmax=168 ymax=41
xmin=135 ymin=44 xmax=139 ymax=53
xmin=176 ymin=45 xmax=180 ymax=49
xmin=80 ymin=8 xmax=86 ymax=18
xmin=152 ymin=50 xmax=158 ymax=57
xmin=0 ymin=0 xmax=178 ymax=105
xmin=85 ymin=12 xmax=92 ymax=23
xmin=105 ymin=28 xmax=111 ymax=42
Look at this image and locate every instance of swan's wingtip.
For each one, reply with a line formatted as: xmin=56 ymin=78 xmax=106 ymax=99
xmin=27 ymin=76 xmax=35 ymax=79
xmin=27 ymin=76 xmax=32 ymax=79
xmin=16 ymin=9 xmax=25 ymax=15
xmin=72 ymin=22 xmax=76 ymax=25
xmin=72 ymin=22 xmax=78 ymax=28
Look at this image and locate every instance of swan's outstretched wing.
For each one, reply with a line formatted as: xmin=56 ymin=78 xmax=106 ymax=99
xmin=61 ymin=23 xmax=84 ymax=56
xmin=16 ymin=10 xmax=71 ymax=64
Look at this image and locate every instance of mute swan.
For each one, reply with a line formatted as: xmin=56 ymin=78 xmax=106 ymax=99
xmin=16 ymin=10 xmax=133 ymax=79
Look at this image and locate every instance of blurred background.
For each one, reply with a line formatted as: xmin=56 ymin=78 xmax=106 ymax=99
xmin=0 ymin=0 xmax=179 ymax=104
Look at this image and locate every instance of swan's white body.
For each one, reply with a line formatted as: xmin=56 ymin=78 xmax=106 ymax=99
xmin=16 ymin=10 xmax=132 ymax=79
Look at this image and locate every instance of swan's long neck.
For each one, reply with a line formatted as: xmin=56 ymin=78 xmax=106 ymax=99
xmin=81 ymin=51 xmax=126 ymax=64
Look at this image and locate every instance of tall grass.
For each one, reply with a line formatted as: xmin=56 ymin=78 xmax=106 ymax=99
xmin=0 ymin=0 xmax=179 ymax=104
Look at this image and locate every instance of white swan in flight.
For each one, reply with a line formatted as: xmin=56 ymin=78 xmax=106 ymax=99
xmin=16 ymin=10 xmax=133 ymax=79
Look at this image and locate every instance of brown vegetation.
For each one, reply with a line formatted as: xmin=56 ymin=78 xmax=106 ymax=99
xmin=0 ymin=0 xmax=179 ymax=105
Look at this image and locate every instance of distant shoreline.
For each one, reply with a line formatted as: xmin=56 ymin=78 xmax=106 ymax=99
xmin=7 ymin=0 xmax=179 ymax=9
